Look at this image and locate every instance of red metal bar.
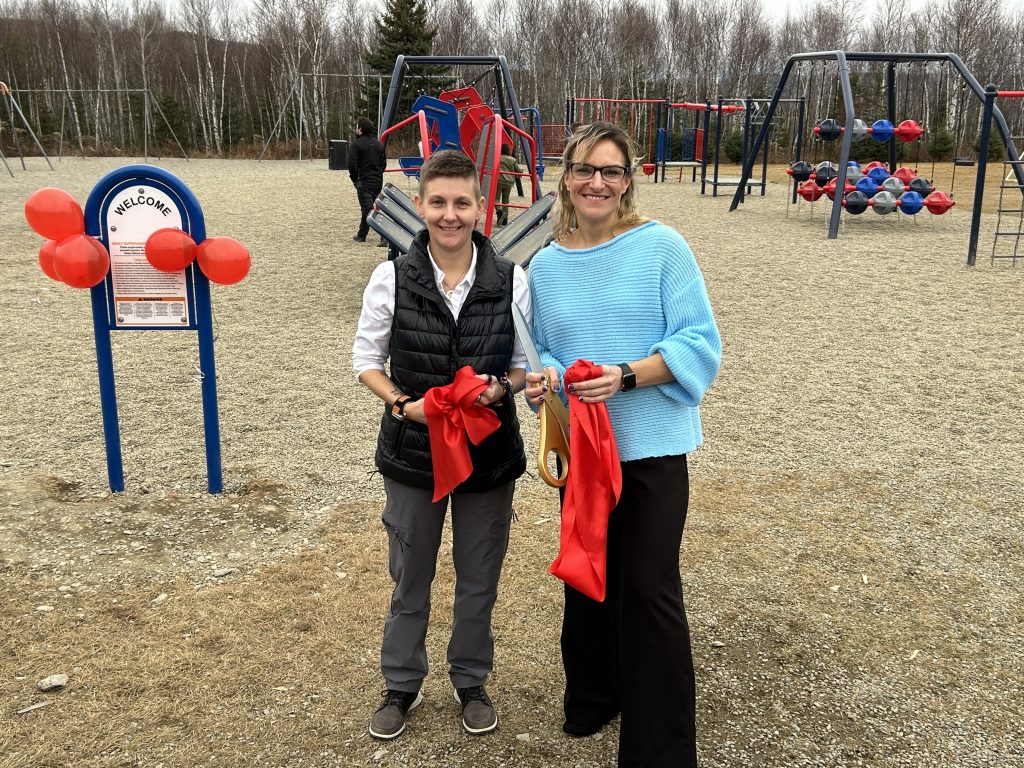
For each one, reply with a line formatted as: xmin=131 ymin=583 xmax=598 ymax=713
xmin=380 ymin=110 xmax=431 ymax=152
xmin=670 ymin=102 xmax=746 ymax=113
xmin=478 ymin=114 xmax=541 ymax=236
xmin=996 ymin=91 xmax=1024 ymax=98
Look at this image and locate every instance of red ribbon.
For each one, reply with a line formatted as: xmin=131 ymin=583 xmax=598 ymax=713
xmin=423 ymin=366 xmax=502 ymax=502
xmin=549 ymin=359 xmax=622 ymax=602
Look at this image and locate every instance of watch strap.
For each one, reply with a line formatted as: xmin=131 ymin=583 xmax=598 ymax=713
xmin=390 ymin=395 xmax=413 ymax=421
xmin=617 ymin=363 xmax=636 ymax=391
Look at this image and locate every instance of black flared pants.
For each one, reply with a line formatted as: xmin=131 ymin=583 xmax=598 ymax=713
xmin=561 ymin=454 xmax=698 ymax=768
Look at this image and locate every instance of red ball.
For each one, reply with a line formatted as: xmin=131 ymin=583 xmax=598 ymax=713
xmin=196 ymin=237 xmax=251 ymax=285
xmin=53 ymin=234 xmax=110 ymax=289
xmin=24 ymin=187 xmax=85 ymax=241
xmin=145 ymin=228 xmax=197 ymax=272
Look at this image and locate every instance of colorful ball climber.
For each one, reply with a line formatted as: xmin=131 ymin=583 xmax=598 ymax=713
xmin=791 ymin=162 xmax=955 ymax=219
xmin=812 ymin=118 xmax=925 ymax=143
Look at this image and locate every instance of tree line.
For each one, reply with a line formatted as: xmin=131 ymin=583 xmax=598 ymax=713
xmin=1 ymin=0 xmax=1023 ymax=161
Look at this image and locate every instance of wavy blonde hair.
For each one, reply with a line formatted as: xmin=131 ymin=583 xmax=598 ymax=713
xmin=553 ymin=121 xmax=644 ymax=240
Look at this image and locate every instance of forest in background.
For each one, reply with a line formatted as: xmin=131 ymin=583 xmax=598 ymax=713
xmin=1 ymin=0 xmax=1023 ymax=161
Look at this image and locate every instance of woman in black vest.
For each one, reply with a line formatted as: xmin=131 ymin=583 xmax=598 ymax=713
xmin=353 ymin=150 xmax=530 ymax=740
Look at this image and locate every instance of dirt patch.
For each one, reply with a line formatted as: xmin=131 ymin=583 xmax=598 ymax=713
xmin=1 ymin=158 xmax=1022 ymax=767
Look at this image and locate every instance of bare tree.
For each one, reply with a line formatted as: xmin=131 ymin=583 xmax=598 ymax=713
xmin=431 ymin=0 xmax=489 ymax=56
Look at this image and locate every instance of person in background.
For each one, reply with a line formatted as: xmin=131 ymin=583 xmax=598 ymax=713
xmin=524 ymin=121 xmax=722 ymax=768
xmin=352 ymin=150 xmax=531 ymax=741
xmin=495 ymin=143 xmax=520 ymax=227
xmin=349 ymin=117 xmax=386 ymax=243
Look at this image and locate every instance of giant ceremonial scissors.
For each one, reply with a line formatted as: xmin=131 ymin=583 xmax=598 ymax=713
xmin=512 ymin=304 xmax=570 ymax=487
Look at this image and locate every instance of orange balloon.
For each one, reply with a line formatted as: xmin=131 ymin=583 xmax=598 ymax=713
xmin=145 ymin=227 xmax=197 ymax=272
xmin=38 ymin=239 xmax=62 ymax=282
xmin=53 ymin=234 xmax=110 ymax=289
xmin=196 ymin=237 xmax=251 ymax=285
xmin=24 ymin=187 xmax=85 ymax=241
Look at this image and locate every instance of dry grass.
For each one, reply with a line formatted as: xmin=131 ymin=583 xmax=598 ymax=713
xmin=1 ymin=157 xmax=1023 ymax=768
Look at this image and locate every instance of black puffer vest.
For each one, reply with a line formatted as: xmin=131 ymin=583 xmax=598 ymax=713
xmin=375 ymin=230 xmax=526 ymax=492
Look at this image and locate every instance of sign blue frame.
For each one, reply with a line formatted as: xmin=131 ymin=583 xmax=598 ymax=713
xmin=83 ymin=164 xmax=223 ymax=493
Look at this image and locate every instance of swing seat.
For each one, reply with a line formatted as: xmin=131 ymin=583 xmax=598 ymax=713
xmin=953 ymin=157 xmax=975 ymax=167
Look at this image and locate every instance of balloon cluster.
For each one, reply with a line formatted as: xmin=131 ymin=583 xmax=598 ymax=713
xmin=143 ymin=228 xmax=251 ymax=285
xmin=25 ymin=186 xmax=251 ymax=288
xmin=25 ymin=187 xmax=109 ymax=288
xmin=788 ymin=160 xmax=955 ymax=217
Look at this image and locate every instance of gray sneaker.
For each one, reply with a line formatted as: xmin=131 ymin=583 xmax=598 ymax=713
xmin=369 ymin=689 xmax=422 ymax=739
xmin=454 ymin=686 xmax=497 ymax=734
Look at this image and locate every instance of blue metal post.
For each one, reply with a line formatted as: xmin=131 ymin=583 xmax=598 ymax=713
xmin=967 ymin=85 xmax=997 ymax=267
xmin=192 ymin=268 xmax=223 ymax=493
xmin=89 ymin=281 xmax=124 ymax=492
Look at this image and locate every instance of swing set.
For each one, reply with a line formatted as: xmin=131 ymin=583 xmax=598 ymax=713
xmin=731 ymin=50 xmax=1023 ymax=262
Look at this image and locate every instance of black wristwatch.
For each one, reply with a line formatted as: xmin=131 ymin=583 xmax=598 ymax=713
xmin=617 ymin=363 xmax=636 ymax=391
xmin=390 ymin=396 xmax=413 ymax=422
xmin=498 ymin=374 xmax=514 ymax=400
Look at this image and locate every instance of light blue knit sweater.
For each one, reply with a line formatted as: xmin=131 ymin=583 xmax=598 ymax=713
xmin=528 ymin=220 xmax=722 ymax=461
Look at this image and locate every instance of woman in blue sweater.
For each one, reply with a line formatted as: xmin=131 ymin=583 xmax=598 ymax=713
xmin=524 ymin=122 xmax=722 ymax=767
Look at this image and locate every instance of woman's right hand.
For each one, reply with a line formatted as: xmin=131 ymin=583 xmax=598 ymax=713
xmin=524 ymin=366 xmax=560 ymax=408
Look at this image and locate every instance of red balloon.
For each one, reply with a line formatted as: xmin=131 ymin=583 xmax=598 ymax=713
xmin=145 ymin=227 xmax=197 ymax=272
xmin=196 ymin=237 xmax=251 ymax=285
xmin=24 ymin=187 xmax=85 ymax=241
xmin=53 ymin=234 xmax=110 ymax=289
xmin=38 ymin=239 xmax=62 ymax=282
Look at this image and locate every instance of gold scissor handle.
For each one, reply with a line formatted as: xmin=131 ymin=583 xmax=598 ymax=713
xmin=537 ymin=381 xmax=570 ymax=487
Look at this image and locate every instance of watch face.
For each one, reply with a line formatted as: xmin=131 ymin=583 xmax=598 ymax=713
xmin=619 ymin=364 xmax=636 ymax=390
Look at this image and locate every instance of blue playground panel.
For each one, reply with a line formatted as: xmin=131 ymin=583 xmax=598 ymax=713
xmin=410 ymin=95 xmax=462 ymax=152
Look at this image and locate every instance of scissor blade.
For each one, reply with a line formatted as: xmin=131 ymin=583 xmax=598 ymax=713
xmin=511 ymin=303 xmax=545 ymax=373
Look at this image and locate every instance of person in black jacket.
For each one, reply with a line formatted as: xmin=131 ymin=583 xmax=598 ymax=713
xmin=352 ymin=150 xmax=532 ymax=740
xmin=349 ymin=117 xmax=386 ymax=242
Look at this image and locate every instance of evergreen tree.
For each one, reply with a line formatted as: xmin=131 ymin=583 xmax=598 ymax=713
xmin=360 ymin=0 xmax=443 ymax=132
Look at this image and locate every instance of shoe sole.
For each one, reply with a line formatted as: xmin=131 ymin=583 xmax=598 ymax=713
xmin=368 ymin=690 xmax=422 ymax=740
xmin=453 ymin=689 xmax=497 ymax=735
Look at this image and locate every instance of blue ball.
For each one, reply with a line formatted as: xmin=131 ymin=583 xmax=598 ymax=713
xmin=900 ymin=191 xmax=924 ymax=215
xmin=871 ymin=119 xmax=894 ymax=142
xmin=856 ymin=176 xmax=878 ymax=197
xmin=868 ymin=166 xmax=890 ymax=184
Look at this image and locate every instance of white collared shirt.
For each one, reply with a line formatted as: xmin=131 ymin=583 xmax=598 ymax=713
xmin=352 ymin=243 xmax=532 ymax=378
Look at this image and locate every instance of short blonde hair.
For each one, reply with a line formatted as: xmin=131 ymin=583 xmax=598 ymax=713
xmin=553 ymin=122 xmax=643 ymax=239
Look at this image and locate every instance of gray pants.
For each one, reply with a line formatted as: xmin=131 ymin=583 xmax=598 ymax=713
xmin=380 ymin=477 xmax=514 ymax=692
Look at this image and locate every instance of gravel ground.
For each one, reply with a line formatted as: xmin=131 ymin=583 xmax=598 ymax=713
xmin=1 ymin=156 xmax=1023 ymax=767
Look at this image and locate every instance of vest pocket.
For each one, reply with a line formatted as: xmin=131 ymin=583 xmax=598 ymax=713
xmin=389 ymin=420 xmax=408 ymax=460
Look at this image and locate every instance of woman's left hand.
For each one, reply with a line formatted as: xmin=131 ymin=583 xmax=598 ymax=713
xmin=567 ymin=365 xmax=624 ymax=404
xmin=475 ymin=373 xmax=506 ymax=406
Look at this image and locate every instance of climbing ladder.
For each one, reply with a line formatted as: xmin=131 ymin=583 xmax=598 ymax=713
xmin=991 ymin=154 xmax=1024 ymax=265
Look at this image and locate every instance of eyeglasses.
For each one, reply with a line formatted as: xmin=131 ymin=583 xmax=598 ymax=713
xmin=568 ymin=163 xmax=630 ymax=182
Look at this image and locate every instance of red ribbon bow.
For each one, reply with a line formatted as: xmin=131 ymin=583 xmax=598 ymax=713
xmin=423 ymin=366 xmax=502 ymax=502
xmin=549 ymin=359 xmax=622 ymax=602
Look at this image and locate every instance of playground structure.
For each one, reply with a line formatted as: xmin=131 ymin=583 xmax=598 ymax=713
xmin=969 ymin=86 xmax=1024 ymax=266
xmin=730 ymin=51 xmax=1024 ymax=265
xmin=564 ymin=95 xmax=772 ymax=196
xmin=655 ymin=98 xmax=770 ymax=197
xmin=378 ymin=55 xmax=541 ymax=238
xmin=788 ymin=113 xmax=957 ymax=221
xmin=1 ymin=81 xmax=53 ymax=176
xmin=2 ymin=84 xmax=187 ymax=168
